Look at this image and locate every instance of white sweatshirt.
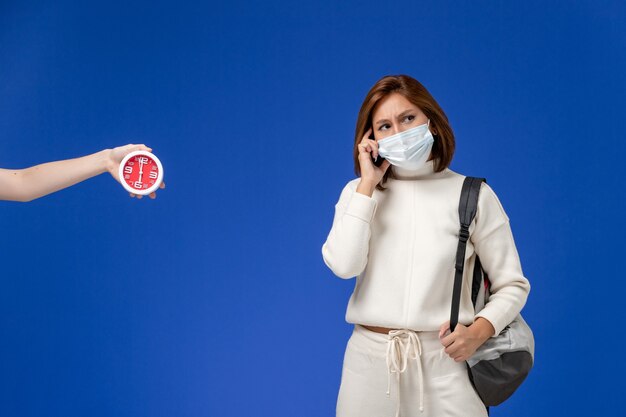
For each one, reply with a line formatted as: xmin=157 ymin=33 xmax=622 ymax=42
xmin=321 ymin=159 xmax=531 ymax=337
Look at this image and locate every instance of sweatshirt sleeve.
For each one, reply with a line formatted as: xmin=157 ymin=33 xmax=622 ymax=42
xmin=471 ymin=182 xmax=531 ymax=337
xmin=321 ymin=180 xmax=378 ymax=279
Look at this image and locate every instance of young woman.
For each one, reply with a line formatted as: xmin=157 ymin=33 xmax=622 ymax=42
xmin=0 ymin=144 xmax=165 ymax=201
xmin=322 ymin=75 xmax=530 ymax=417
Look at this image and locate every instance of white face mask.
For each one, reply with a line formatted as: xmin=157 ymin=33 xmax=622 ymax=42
xmin=377 ymin=119 xmax=435 ymax=171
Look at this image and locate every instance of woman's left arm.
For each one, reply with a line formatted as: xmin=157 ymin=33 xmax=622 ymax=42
xmin=469 ymin=182 xmax=531 ymax=337
xmin=0 ymin=144 xmax=164 ymax=202
xmin=440 ymin=182 xmax=530 ymax=361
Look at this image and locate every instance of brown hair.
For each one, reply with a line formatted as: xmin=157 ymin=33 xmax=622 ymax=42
xmin=353 ymin=75 xmax=455 ymax=190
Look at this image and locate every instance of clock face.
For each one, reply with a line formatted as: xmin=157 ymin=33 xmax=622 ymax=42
xmin=118 ymin=151 xmax=164 ymax=195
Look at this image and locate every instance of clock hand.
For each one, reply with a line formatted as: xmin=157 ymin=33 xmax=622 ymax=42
xmin=138 ymin=161 xmax=144 ymax=183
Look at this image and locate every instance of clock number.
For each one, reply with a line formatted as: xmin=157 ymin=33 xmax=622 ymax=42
xmin=134 ymin=181 xmax=143 ymax=189
xmin=149 ymin=171 xmax=158 ymax=179
xmin=124 ymin=166 xmax=133 ymax=174
xmin=138 ymin=157 xmax=149 ymax=164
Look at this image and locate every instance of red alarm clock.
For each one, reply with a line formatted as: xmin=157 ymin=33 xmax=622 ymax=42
xmin=118 ymin=151 xmax=164 ymax=195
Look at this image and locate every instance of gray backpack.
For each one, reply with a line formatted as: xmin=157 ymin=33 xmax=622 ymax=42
xmin=450 ymin=176 xmax=534 ymax=411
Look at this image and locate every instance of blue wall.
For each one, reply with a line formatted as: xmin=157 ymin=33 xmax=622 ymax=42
xmin=1 ymin=1 xmax=624 ymax=416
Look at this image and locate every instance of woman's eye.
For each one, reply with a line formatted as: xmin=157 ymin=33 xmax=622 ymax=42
xmin=403 ymin=115 xmax=415 ymax=123
xmin=378 ymin=124 xmax=390 ymax=131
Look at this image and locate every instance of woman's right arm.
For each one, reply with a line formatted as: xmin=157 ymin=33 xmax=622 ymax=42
xmin=322 ymin=128 xmax=389 ymax=278
xmin=321 ymin=179 xmax=378 ymax=279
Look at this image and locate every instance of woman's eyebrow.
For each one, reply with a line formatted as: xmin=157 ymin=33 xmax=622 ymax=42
xmin=375 ymin=109 xmax=416 ymax=126
xmin=395 ymin=109 xmax=415 ymax=119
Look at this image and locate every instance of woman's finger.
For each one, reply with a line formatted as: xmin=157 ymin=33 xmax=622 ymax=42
xmin=440 ymin=327 xmax=455 ymax=347
xmin=367 ymin=138 xmax=379 ymax=160
xmin=358 ymin=143 xmax=371 ymax=155
xmin=362 ymin=127 xmax=373 ymax=142
xmin=439 ymin=320 xmax=451 ymax=338
xmin=444 ymin=340 xmax=459 ymax=355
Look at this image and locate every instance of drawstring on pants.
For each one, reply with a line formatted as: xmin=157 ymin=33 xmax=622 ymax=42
xmin=385 ymin=329 xmax=425 ymax=416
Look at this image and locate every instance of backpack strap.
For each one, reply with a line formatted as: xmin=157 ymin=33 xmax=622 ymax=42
xmin=450 ymin=176 xmax=486 ymax=332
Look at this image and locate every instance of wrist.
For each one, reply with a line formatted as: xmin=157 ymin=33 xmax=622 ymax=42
xmin=470 ymin=317 xmax=496 ymax=341
xmin=356 ymin=179 xmax=377 ymax=196
xmin=99 ymin=149 xmax=115 ymax=175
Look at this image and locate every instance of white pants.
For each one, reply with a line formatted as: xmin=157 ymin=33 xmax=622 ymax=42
xmin=336 ymin=324 xmax=489 ymax=417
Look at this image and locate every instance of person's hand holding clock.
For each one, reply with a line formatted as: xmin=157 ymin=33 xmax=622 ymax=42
xmin=106 ymin=144 xmax=166 ymax=199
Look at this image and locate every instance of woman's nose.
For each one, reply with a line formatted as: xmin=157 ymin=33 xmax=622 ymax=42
xmin=397 ymin=124 xmax=411 ymax=133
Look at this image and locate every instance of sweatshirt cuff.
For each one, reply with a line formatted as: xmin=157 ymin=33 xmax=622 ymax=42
xmin=474 ymin=310 xmax=508 ymax=338
xmin=345 ymin=191 xmax=377 ymax=223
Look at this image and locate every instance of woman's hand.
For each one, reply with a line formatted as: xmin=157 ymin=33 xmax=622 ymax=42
xmin=106 ymin=144 xmax=166 ymax=200
xmin=356 ymin=128 xmax=390 ymax=196
xmin=438 ymin=318 xmax=494 ymax=362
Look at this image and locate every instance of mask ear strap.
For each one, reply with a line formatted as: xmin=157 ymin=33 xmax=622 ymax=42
xmin=427 ymin=118 xmax=436 ymax=136
xmin=427 ymin=119 xmax=431 ymax=128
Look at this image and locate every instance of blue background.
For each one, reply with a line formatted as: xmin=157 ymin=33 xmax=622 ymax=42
xmin=1 ymin=1 xmax=624 ymax=416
